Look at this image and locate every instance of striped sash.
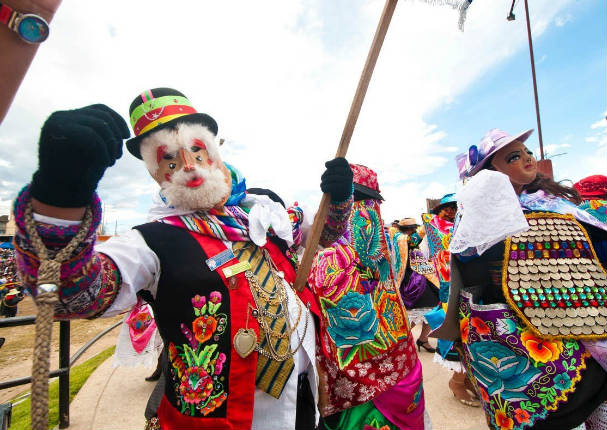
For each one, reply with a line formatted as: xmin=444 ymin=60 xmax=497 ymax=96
xmin=232 ymin=241 xmax=295 ymax=399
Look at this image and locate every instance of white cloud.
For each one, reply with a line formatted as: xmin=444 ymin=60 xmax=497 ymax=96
xmin=0 ymin=0 xmax=579 ymax=231
xmin=555 ymin=14 xmax=573 ymax=27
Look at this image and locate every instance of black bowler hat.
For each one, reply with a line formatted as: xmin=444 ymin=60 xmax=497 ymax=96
xmin=126 ymin=87 xmax=218 ymax=159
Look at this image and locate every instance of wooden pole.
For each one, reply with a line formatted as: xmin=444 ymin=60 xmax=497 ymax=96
xmin=523 ymin=0 xmax=545 ymax=160
xmin=293 ymin=0 xmax=399 ymax=291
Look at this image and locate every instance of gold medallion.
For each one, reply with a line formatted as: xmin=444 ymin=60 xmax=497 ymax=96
xmin=234 ymin=328 xmax=258 ymax=358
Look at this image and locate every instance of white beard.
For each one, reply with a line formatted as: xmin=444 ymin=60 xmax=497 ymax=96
xmin=161 ymin=165 xmax=230 ymax=211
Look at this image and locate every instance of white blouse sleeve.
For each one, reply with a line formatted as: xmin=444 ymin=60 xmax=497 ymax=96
xmin=96 ymin=229 xmax=161 ymax=317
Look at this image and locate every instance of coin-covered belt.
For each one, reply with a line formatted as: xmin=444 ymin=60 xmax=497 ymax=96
xmin=502 ymin=212 xmax=607 ymax=340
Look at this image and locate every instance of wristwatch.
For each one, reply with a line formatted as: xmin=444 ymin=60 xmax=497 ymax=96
xmin=0 ymin=2 xmax=49 ymax=44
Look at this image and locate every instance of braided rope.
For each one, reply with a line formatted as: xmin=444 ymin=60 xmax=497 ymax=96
xmin=23 ymin=202 xmax=93 ymax=430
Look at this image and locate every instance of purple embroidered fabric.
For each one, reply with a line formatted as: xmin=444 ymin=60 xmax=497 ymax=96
xmin=459 ymin=290 xmax=590 ymax=430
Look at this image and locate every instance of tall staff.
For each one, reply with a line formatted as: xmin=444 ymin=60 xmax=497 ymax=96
xmin=294 ymin=0 xmax=399 ymax=291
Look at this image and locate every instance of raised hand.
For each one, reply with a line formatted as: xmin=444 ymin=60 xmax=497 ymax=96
xmin=320 ymin=157 xmax=353 ymax=202
xmin=30 ymin=104 xmax=130 ymax=207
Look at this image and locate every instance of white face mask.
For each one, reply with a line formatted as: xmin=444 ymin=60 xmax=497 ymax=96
xmin=161 ymin=163 xmax=230 ymax=211
xmin=140 ymin=122 xmax=231 ymax=211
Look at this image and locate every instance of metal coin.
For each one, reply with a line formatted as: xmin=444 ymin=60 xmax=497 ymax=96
xmin=529 ymin=219 xmax=538 ymax=225
xmin=547 ymin=326 xmax=559 ymax=336
xmin=510 ymin=274 xmax=520 ymax=282
xmin=531 ymin=280 xmax=541 ymax=288
xmin=552 ymin=318 xmax=563 ymax=327
xmin=566 ymin=308 xmax=577 ymax=318
xmin=519 ymin=267 xmax=529 ymax=275
xmin=521 ymin=274 xmax=532 ymax=282
xmin=520 ymin=280 xmax=530 ymax=289
xmin=528 ymin=265 xmax=539 ymax=274
xmin=508 ymin=266 xmax=518 ymax=275
xmin=558 ymin=264 xmax=569 ymax=272
xmin=583 ymin=279 xmax=595 ymax=287
xmin=531 ymin=317 xmax=542 ymax=327
xmin=596 ymin=316 xmax=607 ymax=325
xmin=560 ymin=280 xmax=572 ymax=288
xmin=588 ymin=307 xmax=599 ymax=317
xmin=593 ymin=325 xmax=605 ymax=334
xmin=509 ymin=260 xmax=517 ymax=267
xmin=530 ymin=273 xmax=540 ymax=282
xmin=581 ymin=272 xmax=591 ymax=280
xmin=508 ymin=281 xmax=519 ymax=289
xmin=555 ymin=308 xmax=566 ymax=318
xmin=524 ymin=308 xmax=536 ymax=318
xmin=539 ymin=266 xmax=550 ymax=274
xmin=577 ymin=308 xmax=588 ymax=318
xmin=598 ymin=307 xmax=607 ymax=317
xmin=559 ymin=326 xmax=571 ymax=335
xmin=578 ymin=265 xmax=588 ymax=273
xmin=569 ymin=265 xmax=580 ymax=273
xmin=542 ymin=318 xmax=553 ymax=327
xmin=540 ymin=273 xmax=551 ymax=281
xmin=550 ymin=273 xmax=562 ymax=280
xmin=561 ymin=273 xmax=572 ymax=281
xmin=584 ymin=316 xmax=595 ymax=326
xmin=557 ymin=258 xmax=566 ymax=265
xmin=538 ymin=218 xmax=546 ymax=225
xmin=571 ymin=326 xmax=583 ymax=335
xmin=536 ymin=309 xmax=546 ymax=318
xmin=545 ymin=308 xmax=557 ymax=318
xmin=573 ymin=317 xmax=584 ymax=327
xmin=582 ymin=326 xmax=593 ymax=335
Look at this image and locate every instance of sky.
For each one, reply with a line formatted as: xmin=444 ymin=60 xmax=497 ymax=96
xmin=0 ymin=0 xmax=605 ymax=233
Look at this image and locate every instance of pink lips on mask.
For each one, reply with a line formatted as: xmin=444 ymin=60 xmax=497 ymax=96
xmin=186 ymin=177 xmax=204 ymax=188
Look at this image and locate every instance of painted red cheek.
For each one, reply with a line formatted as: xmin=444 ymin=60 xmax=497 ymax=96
xmin=207 ymin=159 xmax=213 ymax=166
xmin=164 ymin=173 xmax=172 ymax=182
xmin=157 ymin=146 xmax=168 ymax=164
xmin=193 ymin=139 xmax=206 ymax=150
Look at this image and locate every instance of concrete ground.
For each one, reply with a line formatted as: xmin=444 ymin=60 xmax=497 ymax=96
xmin=65 ymin=325 xmax=487 ymax=430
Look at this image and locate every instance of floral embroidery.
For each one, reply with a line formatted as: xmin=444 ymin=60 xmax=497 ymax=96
xmin=460 ymin=317 xmax=470 ymax=344
xmin=324 ymin=292 xmax=378 ymax=348
xmin=459 ymin=291 xmax=591 ymax=430
xmin=468 ymin=341 xmax=541 ymax=401
xmin=514 ymin=408 xmax=531 ymax=424
xmin=495 ymin=409 xmax=514 ymax=430
xmin=520 ymin=330 xmax=563 ymax=363
xmin=168 ymin=291 xmax=228 ymax=416
xmin=553 ymin=373 xmax=571 ymax=390
xmin=470 ymin=317 xmax=491 ymax=336
xmin=311 ymin=199 xmax=415 ymax=416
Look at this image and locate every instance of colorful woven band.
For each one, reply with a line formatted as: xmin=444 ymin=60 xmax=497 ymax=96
xmin=130 ymin=95 xmax=196 ymax=136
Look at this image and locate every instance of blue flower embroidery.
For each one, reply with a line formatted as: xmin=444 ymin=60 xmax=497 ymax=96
xmin=325 ymin=292 xmax=378 ymax=348
xmin=495 ymin=318 xmax=517 ymax=335
xmin=469 ymin=341 xmax=541 ymax=401
xmin=553 ymin=372 xmax=572 ymax=390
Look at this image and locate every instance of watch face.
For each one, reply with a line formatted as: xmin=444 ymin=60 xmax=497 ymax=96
xmin=17 ymin=14 xmax=49 ymax=44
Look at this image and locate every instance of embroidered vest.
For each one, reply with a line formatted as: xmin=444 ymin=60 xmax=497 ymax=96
xmin=308 ymin=200 xmax=414 ymax=416
xmin=457 ymin=212 xmax=607 ymax=430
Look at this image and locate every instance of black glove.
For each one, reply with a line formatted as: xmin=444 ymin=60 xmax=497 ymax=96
xmin=320 ymin=157 xmax=353 ymax=202
xmin=30 ymin=104 xmax=130 ymax=207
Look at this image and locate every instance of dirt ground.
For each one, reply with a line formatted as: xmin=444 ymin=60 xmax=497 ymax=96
xmin=0 ymin=295 xmax=123 ymax=403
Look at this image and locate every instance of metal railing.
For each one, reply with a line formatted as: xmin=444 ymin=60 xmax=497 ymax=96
xmin=0 ymin=316 xmax=121 ymax=428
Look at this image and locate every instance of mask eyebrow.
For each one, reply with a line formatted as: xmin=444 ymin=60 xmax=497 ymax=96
xmin=156 ymin=145 xmax=168 ymax=164
xmin=192 ymin=139 xmax=206 ymax=150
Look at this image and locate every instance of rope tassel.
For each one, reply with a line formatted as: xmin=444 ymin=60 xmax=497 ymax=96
xmin=24 ymin=203 xmax=92 ymax=430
